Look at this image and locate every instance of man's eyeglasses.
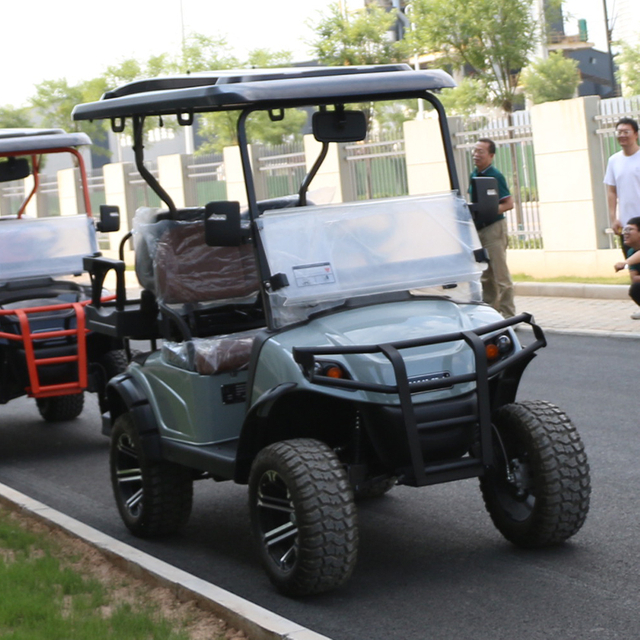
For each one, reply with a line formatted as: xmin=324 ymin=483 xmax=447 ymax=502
xmin=616 ymin=130 xmax=635 ymax=137
xmin=622 ymin=226 xmax=638 ymax=234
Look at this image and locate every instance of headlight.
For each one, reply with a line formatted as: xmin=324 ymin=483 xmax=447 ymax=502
xmin=484 ymin=332 xmax=514 ymax=363
xmin=314 ymin=360 xmax=351 ymax=379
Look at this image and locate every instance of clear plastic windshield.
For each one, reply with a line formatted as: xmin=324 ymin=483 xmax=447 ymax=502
xmin=0 ymin=215 xmax=97 ymax=282
xmin=258 ymin=191 xmax=485 ymax=327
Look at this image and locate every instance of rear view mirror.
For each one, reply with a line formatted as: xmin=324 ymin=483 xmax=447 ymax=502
xmin=0 ymin=158 xmax=30 ymax=183
xmin=97 ymin=204 xmax=120 ymax=232
xmin=205 ymin=201 xmax=249 ymax=247
xmin=312 ymin=110 xmax=367 ymax=143
xmin=469 ymin=177 xmax=500 ymax=228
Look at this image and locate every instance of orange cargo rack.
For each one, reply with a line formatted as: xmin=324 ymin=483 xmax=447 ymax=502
xmin=0 ymin=296 xmax=114 ymax=398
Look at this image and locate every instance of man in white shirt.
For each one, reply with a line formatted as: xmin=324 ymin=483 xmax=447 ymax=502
xmin=604 ymin=118 xmax=640 ymax=253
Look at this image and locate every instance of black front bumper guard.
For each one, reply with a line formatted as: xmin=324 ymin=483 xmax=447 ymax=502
xmin=293 ymin=313 xmax=546 ymax=487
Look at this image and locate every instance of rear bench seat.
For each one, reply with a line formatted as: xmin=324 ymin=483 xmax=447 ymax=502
xmin=136 ymin=197 xmax=307 ymax=373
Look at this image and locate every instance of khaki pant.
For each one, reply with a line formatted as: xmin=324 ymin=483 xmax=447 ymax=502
xmin=478 ymin=219 xmax=515 ymax=318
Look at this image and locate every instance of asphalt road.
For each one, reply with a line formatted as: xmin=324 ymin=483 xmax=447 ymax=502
xmin=1 ymin=333 xmax=638 ymax=640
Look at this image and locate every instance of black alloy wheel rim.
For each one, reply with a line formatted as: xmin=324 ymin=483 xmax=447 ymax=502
xmin=255 ymin=469 xmax=298 ymax=572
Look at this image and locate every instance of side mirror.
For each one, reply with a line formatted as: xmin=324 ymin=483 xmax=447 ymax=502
xmin=0 ymin=158 xmax=30 ymax=183
xmin=469 ymin=177 xmax=500 ymax=228
xmin=312 ymin=109 xmax=367 ymax=143
xmin=97 ymin=204 xmax=120 ymax=233
xmin=204 ymin=201 xmax=249 ymax=247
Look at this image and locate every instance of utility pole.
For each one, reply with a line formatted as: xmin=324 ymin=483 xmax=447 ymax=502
xmin=602 ymin=0 xmax=618 ymax=96
xmin=180 ymin=0 xmax=195 ymax=154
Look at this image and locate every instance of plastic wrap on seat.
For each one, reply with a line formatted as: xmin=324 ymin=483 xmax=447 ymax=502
xmin=162 ymin=328 xmax=261 ymax=374
xmin=155 ymin=222 xmax=259 ymax=304
xmin=132 ymin=207 xmax=259 ymax=304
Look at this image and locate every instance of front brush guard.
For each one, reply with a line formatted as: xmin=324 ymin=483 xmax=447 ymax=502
xmin=293 ymin=312 xmax=546 ymax=487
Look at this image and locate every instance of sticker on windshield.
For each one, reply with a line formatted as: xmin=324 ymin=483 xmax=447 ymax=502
xmin=292 ymin=262 xmax=336 ymax=287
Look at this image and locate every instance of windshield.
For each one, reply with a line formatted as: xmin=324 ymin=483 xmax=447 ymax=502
xmin=227 ymin=102 xmax=484 ymax=328
xmin=258 ymin=191 xmax=484 ymax=328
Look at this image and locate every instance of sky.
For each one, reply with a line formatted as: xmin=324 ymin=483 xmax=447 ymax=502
xmin=0 ymin=0 xmax=615 ymax=109
xmin=562 ymin=0 xmax=608 ymax=51
xmin=0 ymin=0 xmax=334 ymax=107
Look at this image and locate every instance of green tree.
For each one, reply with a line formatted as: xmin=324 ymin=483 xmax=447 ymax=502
xmin=246 ymin=48 xmax=293 ymax=68
xmin=438 ymin=77 xmax=489 ymax=116
xmin=309 ymin=2 xmax=408 ymax=65
xmin=521 ymin=52 xmax=580 ymax=104
xmin=30 ymin=79 xmax=85 ymax=131
xmin=179 ymin=33 xmax=239 ymax=73
xmin=0 ymin=106 xmax=33 ymax=128
xmin=616 ymin=39 xmax=640 ymax=97
xmin=408 ymin=0 xmax=538 ymax=113
xmin=194 ymin=44 xmax=306 ymax=154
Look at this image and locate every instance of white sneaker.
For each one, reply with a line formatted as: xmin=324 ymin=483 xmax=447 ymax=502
xmin=631 ymin=311 xmax=640 ymax=320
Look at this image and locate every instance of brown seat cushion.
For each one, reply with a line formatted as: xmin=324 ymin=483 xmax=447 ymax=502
xmin=154 ymin=221 xmax=259 ymax=305
xmin=162 ymin=328 xmax=260 ymax=375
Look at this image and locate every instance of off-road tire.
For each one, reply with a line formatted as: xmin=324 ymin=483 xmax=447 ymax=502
xmin=97 ymin=349 xmax=128 ymax=381
xmin=35 ymin=393 xmax=84 ymax=422
xmin=110 ymin=412 xmax=193 ymax=537
xmin=249 ymin=439 xmax=358 ymax=596
xmin=95 ymin=349 xmax=128 ymax=412
xmin=353 ymin=476 xmax=396 ymax=500
xmin=480 ymin=400 xmax=590 ymax=548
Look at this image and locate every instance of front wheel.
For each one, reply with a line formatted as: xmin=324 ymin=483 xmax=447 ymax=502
xmin=249 ymin=439 xmax=359 ymax=596
xmin=36 ymin=393 xmax=84 ymax=422
xmin=480 ymin=400 xmax=590 ymax=548
xmin=110 ymin=412 xmax=193 ymax=537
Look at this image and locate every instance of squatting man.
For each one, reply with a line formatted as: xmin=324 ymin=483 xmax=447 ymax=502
xmin=614 ymin=217 xmax=640 ymax=320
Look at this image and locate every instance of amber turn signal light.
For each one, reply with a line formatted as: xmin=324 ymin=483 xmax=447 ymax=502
xmin=485 ymin=343 xmax=500 ymax=362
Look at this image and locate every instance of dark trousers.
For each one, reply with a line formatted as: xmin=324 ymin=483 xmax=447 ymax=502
xmin=630 ymin=282 xmax=640 ymax=307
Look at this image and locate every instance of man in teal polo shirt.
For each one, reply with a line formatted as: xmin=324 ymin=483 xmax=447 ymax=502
xmin=469 ymin=138 xmax=515 ymax=318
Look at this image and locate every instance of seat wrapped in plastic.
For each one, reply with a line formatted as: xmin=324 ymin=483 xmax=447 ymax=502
xmin=162 ymin=328 xmax=261 ymax=374
xmin=132 ymin=206 xmax=259 ymax=305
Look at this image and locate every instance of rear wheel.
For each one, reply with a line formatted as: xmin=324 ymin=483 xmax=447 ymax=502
xmin=35 ymin=393 xmax=84 ymax=422
xmin=480 ymin=401 xmax=590 ymax=548
xmin=249 ymin=439 xmax=358 ymax=596
xmin=97 ymin=349 xmax=128 ymax=381
xmin=95 ymin=349 xmax=128 ymax=412
xmin=110 ymin=412 xmax=193 ymax=537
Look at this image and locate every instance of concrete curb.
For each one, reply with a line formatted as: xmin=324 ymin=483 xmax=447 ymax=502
xmin=0 ymin=483 xmax=332 ymax=640
xmin=514 ymin=281 xmax=629 ymax=300
xmin=517 ymin=325 xmax=640 ymax=340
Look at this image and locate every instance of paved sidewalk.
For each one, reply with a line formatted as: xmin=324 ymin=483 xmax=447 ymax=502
xmin=515 ymin=295 xmax=640 ymax=338
xmin=514 ymin=283 xmax=640 ymax=339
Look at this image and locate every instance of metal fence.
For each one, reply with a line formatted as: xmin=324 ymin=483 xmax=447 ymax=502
xmin=595 ymin=95 xmax=640 ymax=248
xmin=87 ymin=168 xmax=106 ymax=213
xmin=0 ymin=179 xmax=25 ymax=217
xmin=255 ymin=142 xmax=306 ymax=199
xmin=455 ymin=112 xmax=542 ymax=249
xmin=345 ymin=130 xmax=408 ymax=200
xmin=36 ymin=174 xmax=60 ymax=217
xmin=127 ymin=162 xmax=161 ymax=210
xmin=185 ymin=153 xmax=227 ymax=206
xmin=86 ymin=168 xmax=110 ymax=250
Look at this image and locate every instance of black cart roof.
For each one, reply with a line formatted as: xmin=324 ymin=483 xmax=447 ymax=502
xmin=0 ymin=128 xmax=92 ymax=155
xmin=72 ymin=65 xmax=456 ymax=121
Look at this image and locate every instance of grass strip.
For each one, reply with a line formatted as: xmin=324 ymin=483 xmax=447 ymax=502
xmin=0 ymin=507 xmax=240 ymax=640
xmin=512 ymin=273 xmax=628 ymax=286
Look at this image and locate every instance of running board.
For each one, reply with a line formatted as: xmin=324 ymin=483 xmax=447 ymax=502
xmin=162 ymin=438 xmax=238 ymax=480
xmin=400 ymin=457 xmax=484 ymax=487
